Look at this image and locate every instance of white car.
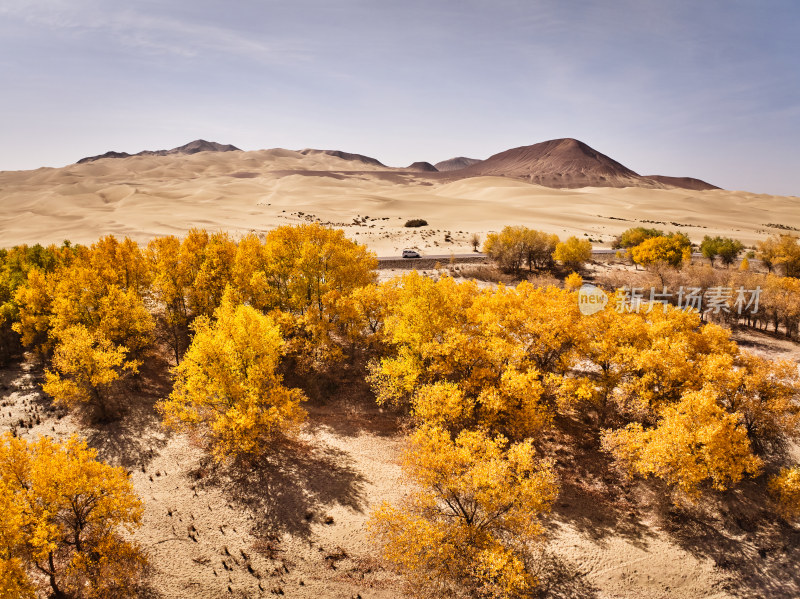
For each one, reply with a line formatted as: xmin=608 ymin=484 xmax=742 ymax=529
xmin=402 ymin=249 xmax=421 ymax=258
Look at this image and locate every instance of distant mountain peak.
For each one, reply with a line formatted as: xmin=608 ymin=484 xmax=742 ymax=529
xmin=460 ymin=138 xmax=643 ymax=188
xmin=405 ymin=161 xmax=438 ymax=172
xmin=644 ymin=175 xmax=719 ymax=191
xmin=434 ymin=156 xmax=481 ymax=172
xmin=171 ymin=139 xmax=241 ymax=155
xmin=76 ymin=139 xmax=240 ymax=164
xmin=298 ymin=148 xmax=385 ymax=167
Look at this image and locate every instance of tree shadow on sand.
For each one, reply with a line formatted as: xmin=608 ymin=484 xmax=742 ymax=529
xmin=284 ymin=364 xmax=405 ymax=439
xmin=535 ymin=552 xmax=601 ymax=599
xmin=202 ymin=438 xmax=369 ymax=540
xmin=83 ymin=354 xmax=172 ymax=469
xmin=657 ymin=478 xmax=800 ymax=598
xmin=543 ymin=417 xmax=653 ymax=550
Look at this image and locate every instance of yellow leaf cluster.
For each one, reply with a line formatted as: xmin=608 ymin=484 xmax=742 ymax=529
xmin=553 ymin=236 xmax=592 ymax=269
xmin=768 ymin=466 xmax=800 ymax=520
xmin=629 ymin=233 xmax=691 ymax=268
xmin=13 ymin=236 xmax=154 ymax=363
xmin=370 ymin=273 xmax=582 ymax=439
xmin=603 ymin=390 xmax=762 ymax=500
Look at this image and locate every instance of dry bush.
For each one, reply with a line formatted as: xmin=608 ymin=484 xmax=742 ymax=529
xmin=404 ymin=219 xmax=428 ymax=228
xmin=453 ymin=264 xmax=516 ymax=284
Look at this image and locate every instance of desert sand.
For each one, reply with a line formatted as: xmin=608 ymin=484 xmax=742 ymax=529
xmin=1 ymin=146 xmax=798 ymax=254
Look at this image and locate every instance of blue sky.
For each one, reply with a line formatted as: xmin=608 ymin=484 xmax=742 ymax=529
xmin=1 ymin=0 xmax=798 ymax=195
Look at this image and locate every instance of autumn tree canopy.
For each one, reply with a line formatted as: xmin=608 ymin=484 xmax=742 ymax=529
xmin=0 ymin=434 xmax=146 ymax=599
xmin=158 ymin=296 xmax=307 ymax=461
xmin=369 ymin=425 xmax=558 ymax=599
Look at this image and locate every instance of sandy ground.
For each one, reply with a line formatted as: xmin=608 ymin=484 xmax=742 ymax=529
xmin=1 ymin=149 xmax=799 ymax=255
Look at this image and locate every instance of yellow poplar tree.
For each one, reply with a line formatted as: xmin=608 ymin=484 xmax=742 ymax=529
xmin=368 ymin=425 xmax=558 ymax=599
xmin=701 ymin=352 xmax=800 ymax=451
xmin=553 ymin=236 xmax=592 ymax=270
xmin=629 ymin=233 xmax=692 ymax=268
xmin=146 ymin=235 xmax=192 ymax=363
xmin=0 ymin=434 xmax=146 ymax=599
xmin=602 ymin=390 xmax=762 ymax=500
xmin=12 ymin=268 xmax=56 ymax=356
xmin=89 ymin=235 xmax=151 ymax=295
xmin=158 ymin=296 xmax=307 ymax=461
xmin=42 ymin=325 xmax=139 ymax=421
xmin=615 ymin=307 xmax=736 ymax=418
xmin=189 ymin=231 xmax=237 ymax=318
xmin=370 ymin=274 xmax=586 ymax=439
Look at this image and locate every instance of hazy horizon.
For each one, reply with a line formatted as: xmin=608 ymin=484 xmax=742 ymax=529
xmin=1 ymin=1 xmax=798 ymax=195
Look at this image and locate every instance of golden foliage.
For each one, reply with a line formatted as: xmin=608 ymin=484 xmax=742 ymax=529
xmin=602 ymin=390 xmax=762 ymax=500
xmin=42 ymin=325 xmax=138 ymax=420
xmin=89 ymin=235 xmax=151 ymax=294
xmin=0 ymin=434 xmax=146 ymax=599
xmin=564 ymin=271 xmax=583 ymax=290
xmin=369 ymin=274 xmax=583 ymax=439
xmin=187 ymin=230 xmax=237 ymax=318
xmin=758 ymin=233 xmax=800 ymax=277
xmin=158 ymin=297 xmax=307 ymax=461
xmin=146 ymin=234 xmax=192 ymax=363
xmin=232 ymin=225 xmax=378 ymax=368
xmin=483 ymin=226 xmax=559 ymax=273
xmin=368 ymin=425 xmax=557 ymax=598
xmin=552 ymin=236 xmax=592 ymax=269
xmin=629 ymin=233 xmax=692 ymax=268
xmin=12 ymin=268 xmax=55 ymax=355
xmin=702 ymin=352 xmax=800 ymax=450
xmin=13 ymin=244 xmax=154 ymax=360
xmin=233 ymin=224 xmax=377 ymax=314
xmin=769 ymin=466 xmax=800 ymax=520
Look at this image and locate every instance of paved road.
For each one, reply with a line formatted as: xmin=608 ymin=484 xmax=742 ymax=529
xmin=376 ymin=253 xmax=487 ymax=261
xmin=377 ymin=250 xmax=636 ymax=260
xmin=378 ymin=250 xmax=728 ymax=260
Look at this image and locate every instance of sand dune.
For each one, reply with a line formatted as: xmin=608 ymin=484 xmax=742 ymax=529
xmin=1 ymin=147 xmax=797 ymax=253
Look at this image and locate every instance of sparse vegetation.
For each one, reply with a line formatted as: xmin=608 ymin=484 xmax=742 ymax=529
xmin=613 ymin=226 xmax=663 ymax=249
xmin=700 ymin=235 xmax=744 ymax=267
xmin=470 ymin=232 xmax=481 ymax=252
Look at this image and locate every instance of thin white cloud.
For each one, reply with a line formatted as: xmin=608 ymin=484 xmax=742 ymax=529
xmin=1 ymin=1 xmax=310 ymax=65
